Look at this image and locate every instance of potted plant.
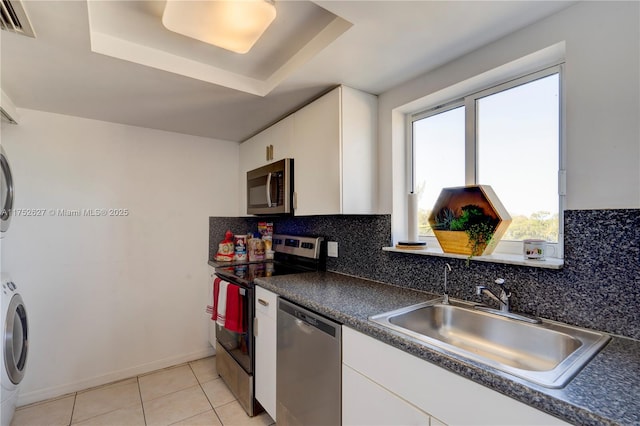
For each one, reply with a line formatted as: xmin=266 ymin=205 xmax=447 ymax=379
xmin=428 ymin=186 xmax=511 ymax=257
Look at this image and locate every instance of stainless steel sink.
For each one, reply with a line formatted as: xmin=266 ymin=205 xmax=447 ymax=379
xmin=369 ymin=299 xmax=610 ymax=388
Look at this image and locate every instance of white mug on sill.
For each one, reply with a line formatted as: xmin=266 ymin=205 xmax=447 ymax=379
xmin=523 ymin=239 xmax=555 ymax=260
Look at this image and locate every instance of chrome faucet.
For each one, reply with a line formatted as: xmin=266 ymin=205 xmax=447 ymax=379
xmin=476 ymin=278 xmax=510 ymax=312
xmin=442 ymin=263 xmax=452 ymax=305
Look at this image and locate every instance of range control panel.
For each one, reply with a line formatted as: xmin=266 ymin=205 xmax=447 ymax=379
xmin=272 ymin=234 xmax=324 ymax=259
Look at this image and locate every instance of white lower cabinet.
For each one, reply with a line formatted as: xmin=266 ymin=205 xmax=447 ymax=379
xmin=342 ymin=327 xmax=569 ymax=426
xmin=343 ymin=364 xmax=431 ymax=425
xmin=254 ymin=286 xmax=278 ymax=421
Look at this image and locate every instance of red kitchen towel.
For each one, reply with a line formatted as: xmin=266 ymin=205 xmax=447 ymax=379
xmin=224 ymin=283 xmax=245 ymax=334
xmin=212 ymin=278 xmax=221 ymax=321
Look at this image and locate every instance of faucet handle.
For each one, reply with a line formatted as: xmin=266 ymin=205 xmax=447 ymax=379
xmin=495 ymin=278 xmax=511 ymax=299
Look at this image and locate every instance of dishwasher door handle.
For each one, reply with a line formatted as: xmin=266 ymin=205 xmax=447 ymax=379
xmin=295 ymin=311 xmax=318 ymax=327
xmin=279 ymin=299 xmax=339 ymax=338
xmin=295 ymin=318 xmax=315 ymax=335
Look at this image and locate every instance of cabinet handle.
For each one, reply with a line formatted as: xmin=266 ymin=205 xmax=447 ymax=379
xmin=265 ymin=145 xmax=275 ymax=161
xmin=258 ymin=299 xmax=269 ymax=307
xmin=253 ymin=317 xmax=258 ymax=337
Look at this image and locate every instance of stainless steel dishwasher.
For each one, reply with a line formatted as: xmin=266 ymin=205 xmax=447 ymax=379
xmin=277 ymin=298 xmax=342 ymax=425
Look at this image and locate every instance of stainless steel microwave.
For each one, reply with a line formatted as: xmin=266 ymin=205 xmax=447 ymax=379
xmin=247 ymin=158 xmax=293 ymax=215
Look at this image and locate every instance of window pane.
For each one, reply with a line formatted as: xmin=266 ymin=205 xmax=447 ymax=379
xmin=413 ymin=106 xmax=465 ymax=236
xmin=476 ymin=74 xmax=559 ymax=242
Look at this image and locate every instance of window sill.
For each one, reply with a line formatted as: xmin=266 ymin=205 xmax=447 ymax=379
xmin=382 ymin=246 xmax=564 ymax=269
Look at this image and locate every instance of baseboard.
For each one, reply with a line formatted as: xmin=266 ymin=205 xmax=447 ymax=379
xmin=17 ymin=346 xmax=215 ymax=407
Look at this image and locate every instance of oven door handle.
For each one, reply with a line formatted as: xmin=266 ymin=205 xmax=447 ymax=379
xmin=214 ymin=275 xmax=252 ymax=290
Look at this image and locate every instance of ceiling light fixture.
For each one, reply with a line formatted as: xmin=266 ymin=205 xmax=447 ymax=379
xmin=162 ymin=0 xmax=276 ymax=54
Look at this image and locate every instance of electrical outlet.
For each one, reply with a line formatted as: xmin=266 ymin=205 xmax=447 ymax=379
xmin=327 ymin=241 xmax=338 ymax=258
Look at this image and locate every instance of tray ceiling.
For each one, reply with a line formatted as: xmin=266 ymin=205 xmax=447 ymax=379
xmin=87 ymin=1 xmax=351 ymax=96
xmin=1 ymin=1 xmax=577 ymax=142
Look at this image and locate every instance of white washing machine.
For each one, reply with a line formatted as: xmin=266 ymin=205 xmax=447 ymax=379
xmin=1 ymin=273 xmax=28 ymax=426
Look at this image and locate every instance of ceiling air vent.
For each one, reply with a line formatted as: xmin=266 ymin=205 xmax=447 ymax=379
xmin=1 ymin=90 xmax=19 ymax=124
xmin=0 ymin=0 xmax=35 ymax=38
xmin=0 ymin=108 xmax=17 ymax=124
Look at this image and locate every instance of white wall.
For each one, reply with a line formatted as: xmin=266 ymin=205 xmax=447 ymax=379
xmin=0 ymin=109 xmax=239 ymax=404
xmin=377 ymin=1 xmax=640 ymax=240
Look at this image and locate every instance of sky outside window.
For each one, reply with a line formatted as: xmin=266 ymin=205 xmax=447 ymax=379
xmin=476 ymin=74 xmax=559 ymax=218
xmin=413 ymin=73 xmax=560 ymax=242
xmin=413 ymin=105 xmax=465 ymax=217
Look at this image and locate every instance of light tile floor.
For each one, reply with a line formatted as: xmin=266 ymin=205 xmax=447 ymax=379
xmin=11 ymin=357 xmax=275 ymax=426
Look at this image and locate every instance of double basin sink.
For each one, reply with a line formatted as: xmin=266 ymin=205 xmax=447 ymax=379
xmin=369 ymin=299 xmax=610 ymax=388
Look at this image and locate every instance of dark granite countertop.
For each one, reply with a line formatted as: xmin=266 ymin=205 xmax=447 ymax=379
xmin=254 ymin=271 xmax=640 ymax=426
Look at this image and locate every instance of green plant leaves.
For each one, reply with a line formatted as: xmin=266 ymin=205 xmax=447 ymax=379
xmin=434 ymin=204 xmax=499 ymax=257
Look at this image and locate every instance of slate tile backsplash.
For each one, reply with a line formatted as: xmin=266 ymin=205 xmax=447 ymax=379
xmin=209 ymin=209 xmax=640 ymax=340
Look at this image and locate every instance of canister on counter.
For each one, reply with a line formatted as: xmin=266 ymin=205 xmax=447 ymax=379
xmin=248 ymin=236 xmax=265 ymax=262
xmin=215 ymin=230 xmax=235 ymax=262
xmin=234 ymin=234 xmax=247 ymax=261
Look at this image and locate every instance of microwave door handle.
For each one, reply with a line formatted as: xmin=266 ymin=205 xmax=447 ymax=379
xmin=266 ymin=172 xmax=272 ymax=207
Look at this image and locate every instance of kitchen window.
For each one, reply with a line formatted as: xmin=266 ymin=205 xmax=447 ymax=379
xmin=410 ymin=65 xmax=564 ymax=257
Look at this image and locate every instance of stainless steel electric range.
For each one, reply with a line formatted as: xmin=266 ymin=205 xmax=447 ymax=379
xmin=212 ymin=234 xmax=325 ymax=416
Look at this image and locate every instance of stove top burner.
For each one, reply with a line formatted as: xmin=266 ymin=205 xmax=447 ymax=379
xmin=215 ymin=261 xmax=314 ymax=286
xmin=214 ymin=234 xmax=325 ymax=287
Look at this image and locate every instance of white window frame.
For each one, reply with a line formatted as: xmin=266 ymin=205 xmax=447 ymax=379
xmin=409 ymin=64 xmax=565 ymax=258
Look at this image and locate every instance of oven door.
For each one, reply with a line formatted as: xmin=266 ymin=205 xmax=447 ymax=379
xmin=214 ymin=277 xmax=254 ymax=374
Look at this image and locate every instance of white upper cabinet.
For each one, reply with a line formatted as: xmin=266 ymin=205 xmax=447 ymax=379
xmin=239 ymin=85 xmax=377 ymax=216
xmin=292 ymin=86 xmax=377 ymax=215
xmin=240 ymin=114 xmax=294 ymax=173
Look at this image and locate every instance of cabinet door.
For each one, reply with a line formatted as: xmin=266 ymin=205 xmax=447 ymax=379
xmin=240 ymin=116 xmax=294 ymax=172
xmin=292 ymin=88 xmax=341 ymax=215
xmin=343 ymin=364 xmax=430 ymax=426
xmin=239 ymin=131 xmax=267 ymax=214
xmin=340 ymin=86 xmax=377 ymax=214
xmin=254 ymin=286 xmax=278 ymax=421
xmin=343 ymin=327 xmax=569 ymax=426
xmin=240 ymin=131 xmax=269 ymax=173
xmin=265 ymin=116 xmax=294 ymax=163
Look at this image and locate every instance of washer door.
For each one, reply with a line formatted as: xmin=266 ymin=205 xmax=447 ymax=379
xmin=4 ymin=293 xmax=28 ymax=385
xmin=0 ymin=146 xmax=15 ymax=233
